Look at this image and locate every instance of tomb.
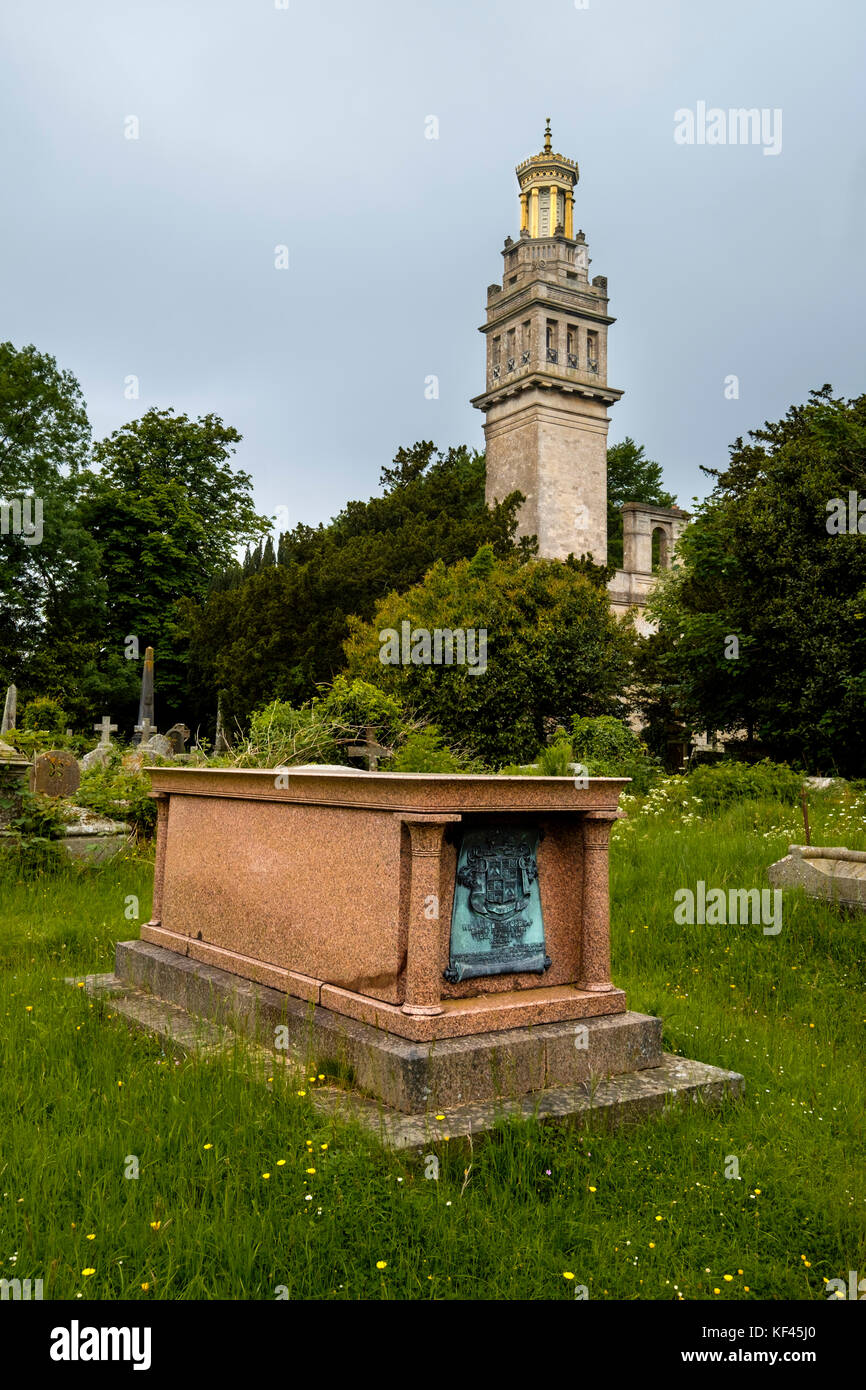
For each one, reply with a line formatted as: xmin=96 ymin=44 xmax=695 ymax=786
xmin=105 ymin=766 xmax=744 ymax=1136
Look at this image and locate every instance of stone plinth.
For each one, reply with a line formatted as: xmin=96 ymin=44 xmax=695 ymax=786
xmin=141 ymin=767 xmax=629 ymax=1041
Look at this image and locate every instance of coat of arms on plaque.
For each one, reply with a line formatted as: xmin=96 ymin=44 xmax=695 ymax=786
xmin=444 ymin=825 xmax=551 ymax=983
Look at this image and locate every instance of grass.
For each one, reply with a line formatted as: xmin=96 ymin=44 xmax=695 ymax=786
xmin=0 ymin=784 xmax=864 ymax=1301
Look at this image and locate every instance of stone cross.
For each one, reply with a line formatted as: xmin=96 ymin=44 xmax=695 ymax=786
xmin=1 ymin=684 xmax=16 ymax=735
xmin=347 ymin=725 xmax=392 ymax=772
xmin=135 ymin=718 xmax=156 ymax=744
xmin=94 ymin=715 xmax=118 ymax=746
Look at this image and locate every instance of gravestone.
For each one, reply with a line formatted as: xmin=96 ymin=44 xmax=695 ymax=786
xmin=94 ymin=714 xmax=118 ymax=746
xmin=347 ymin=725 xmax=393 ymax=771
xmin=30 ymin=750 xmax=81 ymax=798
xmin=135 ymin=718 xmax=156 ymax=744
xmin=1 ymin=684 xmax=16 ymax=735
xmin=80 ymin=745 xmax=111 ymax=773
xmin=214 ymin=695 xmax=232 ymax=752
xmin=165 ymin=723 xmax=190 ymax=755
xmin=141 ymin=733 xmax=172 ymax=758
xmin=81 ymin=714 xmax=119 ymax=772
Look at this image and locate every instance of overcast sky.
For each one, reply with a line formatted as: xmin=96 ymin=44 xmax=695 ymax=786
xmin=2 ymin=0 xmax=864 ymax=530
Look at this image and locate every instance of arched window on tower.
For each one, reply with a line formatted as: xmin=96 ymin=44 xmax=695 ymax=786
xmin=651 ymin=526 xmax=670 ymax=572
xmin=546 ymin=320 xmax=558 ymax=363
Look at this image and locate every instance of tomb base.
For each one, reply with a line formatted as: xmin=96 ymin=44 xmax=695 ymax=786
xmin=76 ymin=940 xmax=744 ymax=1133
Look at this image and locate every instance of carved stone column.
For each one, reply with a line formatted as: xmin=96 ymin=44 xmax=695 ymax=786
xmin=577 ymin=811 xmax=617 ymax=993
xmin=398 ymin=813 xmax=461 ymax=1017
xmin=147 ymin=792 xmax=171 ymax=928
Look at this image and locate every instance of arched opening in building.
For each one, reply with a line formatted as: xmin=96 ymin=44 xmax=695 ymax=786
xmin=651 ymin=526 xmax=670 ymax=572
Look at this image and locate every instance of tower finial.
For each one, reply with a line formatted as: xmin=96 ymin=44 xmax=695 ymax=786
xmin=543 ymin=117 xmax=552 ymax=154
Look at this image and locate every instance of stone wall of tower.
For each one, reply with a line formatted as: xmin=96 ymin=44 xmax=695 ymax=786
xmin=484 ymin=388 xmax=611 ymax=562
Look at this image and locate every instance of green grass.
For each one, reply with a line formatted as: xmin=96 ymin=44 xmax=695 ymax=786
xmin=0 ymin=786 xmax=864 ymax=1301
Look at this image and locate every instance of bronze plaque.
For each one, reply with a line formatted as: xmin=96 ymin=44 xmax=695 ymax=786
xmin=444 ymin=824 xmax=550 ymax=983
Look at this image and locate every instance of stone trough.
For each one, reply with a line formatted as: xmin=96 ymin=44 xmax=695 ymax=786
xmin=768 ymin=844 xmax=866 ymax=913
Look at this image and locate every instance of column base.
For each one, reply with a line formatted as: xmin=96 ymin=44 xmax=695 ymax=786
xmin=401 ymin=1003 xmax=445 ymax=1017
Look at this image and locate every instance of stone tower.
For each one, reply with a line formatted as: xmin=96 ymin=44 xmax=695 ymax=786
xmin=472 ymin=120 xmax=623 ymax=563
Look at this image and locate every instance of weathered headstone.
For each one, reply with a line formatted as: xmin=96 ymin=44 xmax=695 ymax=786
xmin=29 ymin=750 xmax=81 ymax=798
xmin=135 ymin=647 xmax=155 ymax=744
xmin=165 ymin=723 xmax=190 ymax=755
xmin=141 ymin=733 xmax=172 ymax=758
xmin=214 ymin=695 xmax=232 ymax=753
xmin=1 ymin=684 xmax=17 ymax=734
xmin=81 ymin=745 xmax=111 ymax=773
xmin=135 ymin=717 xmax=156 ymax=744
xmin=347 ymin=725 xmax=392 ymax=771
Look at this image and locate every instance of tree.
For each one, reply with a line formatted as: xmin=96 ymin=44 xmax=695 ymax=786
xmin=343 ymin=546 xmax=634 ymax=765
xmin=0 ymin=342 xmax=102 ymax=716
xmin=82 ymin=408 xmax=270 ymax=724
xmin=643 ymin=387 xmax=866 ymax=774
xmin=0 ymin=341 xmax=90 ymax=494
xmin=606 ymin=437 xmax=676 ymax=568
xmin=184 ymin=442 xmax=529 ymax=729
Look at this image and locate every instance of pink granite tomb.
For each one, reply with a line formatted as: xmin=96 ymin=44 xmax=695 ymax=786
xmin=142 ymin=767 xmax=629 ymax=1043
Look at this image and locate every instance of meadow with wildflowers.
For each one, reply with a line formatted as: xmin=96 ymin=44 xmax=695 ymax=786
xmin=0 ymin=780 xmax=863 ymax=1300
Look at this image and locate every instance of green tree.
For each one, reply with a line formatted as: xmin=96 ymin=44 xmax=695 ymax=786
xmin=607 ymin=437 xmax=676 ymax=568
xmin=0 ymin=341 xmax=90 ymax=494
xmin=83 ymin=408 xmax=270 ymax=725
xmin=343 ymin=547 xmax=634 ymax=765
xmin=644 ymin=386 xmax=866 ymax=775
xmin=184 ymin=442 xmax=529 ymax=730
xmin=0 ymin=342 xmax=103 ymax=717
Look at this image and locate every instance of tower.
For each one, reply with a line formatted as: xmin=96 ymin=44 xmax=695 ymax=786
xmin=472 ymin=121 xmax=623 ymax=562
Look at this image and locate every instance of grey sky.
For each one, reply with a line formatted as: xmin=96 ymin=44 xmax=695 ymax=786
xmin=2 ymin=0 xmax=864 ymax=530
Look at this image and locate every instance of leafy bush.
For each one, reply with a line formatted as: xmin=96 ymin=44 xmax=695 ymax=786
xmin=234 ymin=680 xmax=415 ymax=769
xmin=312 ymin=677 xmax=406 ymax=743
xmin=536 ymin=736 xmax=577 ymax=777
xmin=242 ymin=700 xmax=340 ymax=767
xmin=387 ymin=728 xmax=471 ymax=773
xmin=685 ymin=758 xmax=803 ymax=808
xmin=76 ymin=760 xmax=157 ymax=838
xmin=0 ymin=788 xmax=66 ymax=875
xmin=570 ymin=715 xmax=660 ymax=793
xmin=21 ymin=696 xmax=68 ymax=739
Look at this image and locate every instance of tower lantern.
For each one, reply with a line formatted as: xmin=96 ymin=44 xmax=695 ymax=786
xmin=516 ymin=117 xmax=579 ymax=239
